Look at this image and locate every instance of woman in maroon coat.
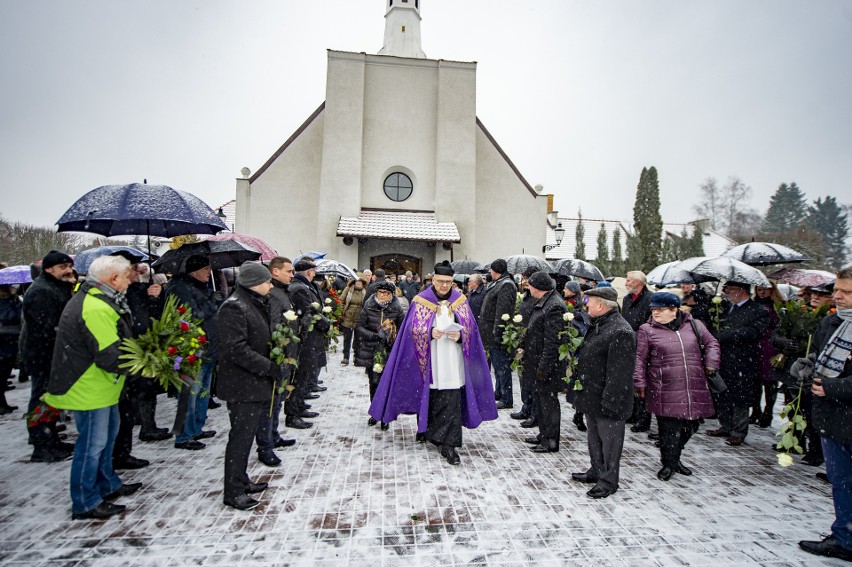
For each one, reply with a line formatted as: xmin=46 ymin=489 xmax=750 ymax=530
xmin=634 ymin=292 xmax=721 ymax=481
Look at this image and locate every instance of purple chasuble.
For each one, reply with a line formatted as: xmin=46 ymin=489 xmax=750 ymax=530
xmin=368 ymin=287 xmax=497 ymax=432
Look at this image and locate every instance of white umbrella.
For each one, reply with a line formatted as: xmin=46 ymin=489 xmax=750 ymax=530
xmin=720 ymin=242 xmax=809 ymax=266
xmin=676 ymin=256 xmax=770 ymax=287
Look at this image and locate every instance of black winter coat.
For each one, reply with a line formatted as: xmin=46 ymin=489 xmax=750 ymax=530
xmin=354 ymin=295 xmax=405 ymax=368
xmin=573 ymin=309 xmax=637 ymax=420
xmin=20 ymin=272 xmax=73 ymax=376
xmin=811 ymin=313 xmax=852 ymax=443
xmin=523 ymin=290 xmax=568 ymax=389
xmin=125 ymin=282 xmax=165 ymax=338
xmin=622 ymin=287 xmax=653 ymax=331
xmin=268 ymin=280 xmax=299 ymax=379
xmin=166 ymin=274 xmax=221 ymax=360
xmin=216 ymin=286 xmax=277 ymax=403
xmin=289 ymin=274 xmax=329 ymax=375
xmin=715 ymin=299 xmax=770 ymax=405
xmin=467 ymin=285 xmax=486 ymax=322
xmin=479 ymin=274 xmax=517 ymax=349
xmin=0 ymin=292 xmax=22 ymax=360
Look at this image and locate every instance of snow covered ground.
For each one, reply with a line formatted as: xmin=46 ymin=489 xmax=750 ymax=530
xmin=0 ymin=353 xmax=843 ymax=566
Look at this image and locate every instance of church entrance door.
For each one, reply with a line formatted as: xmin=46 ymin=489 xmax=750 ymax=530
xmin=371 ymin=254 xmax=421 ymax=278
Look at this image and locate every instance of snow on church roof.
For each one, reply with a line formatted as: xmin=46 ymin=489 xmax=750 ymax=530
xmin=337 ymin=209 xmax=461 ymax=242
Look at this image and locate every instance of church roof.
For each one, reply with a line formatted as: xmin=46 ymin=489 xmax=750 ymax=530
xmin=337 ymin=209 xmax=461 ymax=243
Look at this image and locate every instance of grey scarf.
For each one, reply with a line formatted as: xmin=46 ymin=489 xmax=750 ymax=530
xmin=814 ymin=309 xmax=852 ymax=379
xmin=85 ymin=274 xmax=131 ymax=316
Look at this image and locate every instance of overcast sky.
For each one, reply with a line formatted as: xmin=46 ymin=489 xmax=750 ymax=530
xmin=2 ymin=0 xmax=850 ymax=233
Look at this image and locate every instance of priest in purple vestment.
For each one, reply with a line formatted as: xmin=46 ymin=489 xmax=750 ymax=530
xmin=369 ymin=261 xmax=497 ymax=465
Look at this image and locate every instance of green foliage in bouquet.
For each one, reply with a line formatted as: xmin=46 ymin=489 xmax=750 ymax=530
xmin=118 ymin=294 xmax=206 ymax=393
xmin=558 ymin=304 xmax=585 ymax=390
xmin=500 ymin=292 xmax=528 ymax=373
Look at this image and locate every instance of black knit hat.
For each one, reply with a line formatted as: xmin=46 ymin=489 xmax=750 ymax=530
xmin=185 ymin=255 xmax=210 ymax=273
xmin=293 ymin=259 xmax=317 ymax=272
xmin=527 ymin=271 xmax=554 ymax=291
xmin=41 ymin=250 xmax=73 ymax=270
xmin=491 ymin=258 xmax=508 ymax=274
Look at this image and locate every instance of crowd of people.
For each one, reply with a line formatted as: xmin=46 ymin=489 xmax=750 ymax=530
xmin=1 ymin=249 xmax=850 ymax=562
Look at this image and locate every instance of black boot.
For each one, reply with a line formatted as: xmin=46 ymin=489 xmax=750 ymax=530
xmin=573 ymin=411 xmax=587 ymax=432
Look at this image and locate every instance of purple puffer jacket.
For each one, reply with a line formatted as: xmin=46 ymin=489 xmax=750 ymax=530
xmin=633 ymin=311 xmax=721 ymax=420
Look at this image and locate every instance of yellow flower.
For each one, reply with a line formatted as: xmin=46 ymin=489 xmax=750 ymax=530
xmin=777 ymin=453 xmax=794 ymax=467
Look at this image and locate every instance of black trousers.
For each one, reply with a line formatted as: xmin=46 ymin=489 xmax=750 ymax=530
xmin=27 ymin=370 xmax=58 ymax=450
xmin=426 ymin=388 xmax=462 ymax=448
xmin=751 ymin=380 xmax=778 ymax=416
xmin=341 ymin=326 xmax=354 ymax=360
xmin=224 ymin=401 xmax=265 ymax=500
xmin=657 ymin=416 xmax=699 ymax=467
xmin=284 ymin=366 xmax=312 ymax=416
xmin=114 ymin=384 xmax=136 ymax=461
xmin=519 ymin=368 xmax=538 ymax=420
xmin=366 ymin=369 xmax=380 ymax=402
xmin=534 ymin=383 xmax=560 ymax=447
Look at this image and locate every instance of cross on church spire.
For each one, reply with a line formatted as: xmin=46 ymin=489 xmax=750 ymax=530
xmin=378 ymin=0 xmax=427 ymax=58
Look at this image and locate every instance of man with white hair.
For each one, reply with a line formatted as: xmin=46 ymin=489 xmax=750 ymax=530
xmin=571 ymin=286 xmax=636 ymax=499
xmin=45 ymin=255 xmax=140 ymax=520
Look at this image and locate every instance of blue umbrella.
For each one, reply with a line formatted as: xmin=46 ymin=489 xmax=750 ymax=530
xmin=0 ymin=265 xmax=33 ymax=285
xmin=56 ymin=183 xmax=228 ymax=238
xmin=293 ymin=251 xmax=327 ymax=264
xmin=73 ymin=246 xmax=149 ymax=274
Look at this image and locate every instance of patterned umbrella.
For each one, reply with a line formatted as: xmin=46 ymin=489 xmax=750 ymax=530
xmin=676 ymin=256 xmax=769 ymax=287
xmin=767 ymin=268 xmax=835 ymax=289
xmin=201 ymin=233 xmax=278 ymax=261
xmin=0 ymin=265 xmax=33 ymax=285
xmin=720 ymin=242 xmax=810 ymax=266
xmin=551 ymin=258 xmax=605 ymax=282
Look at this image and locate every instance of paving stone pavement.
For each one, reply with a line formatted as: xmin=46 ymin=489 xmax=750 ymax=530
xmin=0 ymin=353 xmax=845 ymax=566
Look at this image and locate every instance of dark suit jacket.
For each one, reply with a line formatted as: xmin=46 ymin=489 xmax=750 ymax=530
xmin=716 ymin=299 xmax=770 ymax=405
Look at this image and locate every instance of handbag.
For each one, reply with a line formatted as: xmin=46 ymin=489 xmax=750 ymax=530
xmin=688 ymin=318 xmax=727 ymax=394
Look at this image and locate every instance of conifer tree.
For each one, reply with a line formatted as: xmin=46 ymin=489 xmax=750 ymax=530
xmin=575 ymin=209 xmax=586 ymax=261
xmin=632 ymin=166 xmax=663 ymax=272
xmin=626 ymin=234 xmax=644 ymax=271
xmin=807 ymin=196 xmax=849 ymax=269
xmin=762 ymin=182 xmax=808 ymax=233
xmin=596 ymin=224 xmax=610 ymax=276
xmin=688 ymin=224 xmax=705 ymax=258
xmin=611 ymin=228 xmax=624 ymax=276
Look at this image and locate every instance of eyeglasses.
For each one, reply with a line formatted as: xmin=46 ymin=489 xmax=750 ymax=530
xmin=433 ymin=279 xmax=453 ymax=286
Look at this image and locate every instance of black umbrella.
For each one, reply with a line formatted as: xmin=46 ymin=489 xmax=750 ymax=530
xmin=646 ymin=261 xmax=714 ymax=286
xmin=505 ymin=255 xmax=552 ymax=275
xmin=152 ymin=240 xmax=261 ymax=274
xmin=450 ymin=259 xmax=480 ymax=274
xmin=551 ymin=258 xmax=605 ymax=282
xmin=56 ymin=183 xmax=228 ymax=238
xmin=720 ymin=242 xmax=810 ymax=266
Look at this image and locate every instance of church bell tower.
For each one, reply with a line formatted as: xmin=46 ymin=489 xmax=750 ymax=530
xmin=378 ymin=0 xmax=426 ymax=58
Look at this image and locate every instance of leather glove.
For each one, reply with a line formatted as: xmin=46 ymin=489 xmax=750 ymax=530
xmin=789 ymin=353 xmax=816 ymax=382
xmin=315 ymin=316 xmax=331 ymax=333
xmin=266 ymin=362 xmax=284 ymax=382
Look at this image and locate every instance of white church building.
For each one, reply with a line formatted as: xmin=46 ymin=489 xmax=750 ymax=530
xmin=235 ymin=0 xmax=550 ymax=276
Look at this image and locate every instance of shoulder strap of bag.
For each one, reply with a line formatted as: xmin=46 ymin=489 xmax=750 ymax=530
xmin=688 ymin=318 xmax=705 ymax=363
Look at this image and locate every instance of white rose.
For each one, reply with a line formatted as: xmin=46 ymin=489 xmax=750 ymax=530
xmin=711 ymin=296 xmax=722 ymax=305
xmin=512 ymin=314 xmax=523 ymax=323
xmin=311 ymin=302 xmax=320 ymax=309
xmin=373 ymin=363 xmax=384 ymax=373
xmin=325 ymin=298 xmax=332 ymax=304
xmin=501 ymin=314 xmax=510 ymax=321
xmin=563 ymin=312 xmax=575 ymax=322
xmin=283 ymin=310 xmax=298 ymax=322
xmin=323 ymin=306 xmax=332 ymax=314
xmin=777 ymin=453 xmax=794 ymax=467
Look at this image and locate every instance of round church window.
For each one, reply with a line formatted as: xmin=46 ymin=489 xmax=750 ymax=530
xmin=383 ymin=172 xmax=413 ymax=202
